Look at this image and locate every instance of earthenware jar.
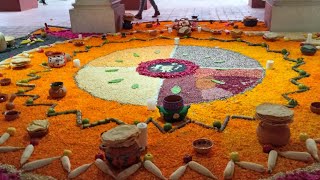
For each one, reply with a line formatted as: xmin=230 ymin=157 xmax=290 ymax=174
xmin=255 ymin=103 xmax=293 ymax=146
xmin=49 ymin=82 xmax=66 ymax=99
xmin=0 ymin=78 xmax=11 ymax=86
xmin=5 ymin=94 xmax=16 ymax=110
xmin=3 ymin=110 xmax=20 ymax=121
xmin=163 ymin=95 xmax=184 ymax=111
xmin=46 ymin=51 xmax=67 ymax=68
xmin=158 ymin=105 xmax=190 ymax=123
xmin=101 ymin=125 xmax=141 ymax=169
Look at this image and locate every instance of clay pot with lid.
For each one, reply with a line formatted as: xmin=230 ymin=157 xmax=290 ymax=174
xmin=255 ymin=103 xmax=293 ymax=146
xmin=49 ymin=82 xmax=66 ymax=99
xmin=101 ymin=125 xmax=141 ymax=169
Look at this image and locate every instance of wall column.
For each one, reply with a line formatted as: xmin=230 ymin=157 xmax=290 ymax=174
xmin=265 ymin=0 xmax=320 ymax=32
xmin=69 ymin=0 xmax=125 ymax=33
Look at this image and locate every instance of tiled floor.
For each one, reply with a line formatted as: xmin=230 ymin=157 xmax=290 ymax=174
xmin=0 ymin=0 xmax=264 ymax=37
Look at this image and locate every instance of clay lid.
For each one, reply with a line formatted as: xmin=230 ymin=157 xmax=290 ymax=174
xmin=256 ymin=103 xmax=294 ymax=124
xmin=27 ymin=119 xmax=50 ymax=132
xmin=101 ymin=125 xmax=140 ymax=147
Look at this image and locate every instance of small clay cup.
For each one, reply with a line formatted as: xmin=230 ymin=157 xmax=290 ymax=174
xmin=311 ymin=102 xmax=320 ymax=114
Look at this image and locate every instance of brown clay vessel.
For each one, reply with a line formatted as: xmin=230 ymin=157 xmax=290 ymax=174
xmin=49 ymin=82 xmax=66 ymax=99
xmin=0 ymin=93 xmax=8 ymax=103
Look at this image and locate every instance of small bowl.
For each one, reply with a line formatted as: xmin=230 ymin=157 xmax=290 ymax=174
xmin=311 ymin=102 xmax=320 ymax=114
xmin=193 ymin=138 xmax=213 ymax=154
xmin=0 ymin=78 xmax=11 ymax=86
xmin=3 ymin=110 xmax=20 ymax=121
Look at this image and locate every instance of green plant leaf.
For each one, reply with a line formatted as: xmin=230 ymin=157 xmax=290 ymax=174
xmin=213 ymin=60 xmax=225 ymax=63
xmin=105 ymin=69 xmax=119 ymax=72
xmin=131 ymin=84 xmax=139 ymax=89
xmin=115 ymin=60 xmax=123 ymax=63
xmin=154 ymin=50 xmax=161 ymax=54
xmin=171 ymin=85 xmax=181 ymax=94
xmin=133 ymin=53 xmax=140 ymax=57
xmin=108 ymin=78 xmax=124 ymax=84
xmin=211 ymin=79 xmax=225 ymax=84
xmin=182 ymin=53 xmax=188 ymax=56
xmin=205 ymin=56 xmax=211 ymax=59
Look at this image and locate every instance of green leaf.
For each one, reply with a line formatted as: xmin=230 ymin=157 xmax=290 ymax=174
xmin=115 ymin=60 xmax=123 ymax=63
xmin=105 ymin=69 xmax=119 ymax=72
xmin=205 ymin=56 xmax=211 ymax=59
xmin=133 ymin=53 xmax=140 ymax=57
xmin=182 ymin=53 xmax=188 ymax=56
xmin=171 ymin=85 xmax=181 ymax=94
xmin=108 ymin=78 xmax=124 ymax=84
xmin=131 ymin=84 xmax=139 ymax=89
xmin=211 ymin=79 xmax=225 ymax=84
xmin=213 ymin=60 xmax=225 ymax=63
xmin=154 ymin=50 xmax=161 ymax=54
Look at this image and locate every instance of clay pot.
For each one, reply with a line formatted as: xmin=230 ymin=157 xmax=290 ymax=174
xmin=5 ymin=94 xmax=16 ymax=110
xmin=0 ymin=93 xmax=8 ymax=103
xmin=3 ymin=110 xmax=20 ymax=121
xmin=256 ymin=121 xmax=290 ymax=146
xmin=310 ymin=102 xmax=320 ymax=114
xmin=49 ymin=82 xmax=66 ymax=99
xmin=102 ymin=143 xmax=141 ymax=169
xmin=0 ymin=78 xmax=11 ymax=86
xmin=163 ymin=95 xmax=184 ymax=111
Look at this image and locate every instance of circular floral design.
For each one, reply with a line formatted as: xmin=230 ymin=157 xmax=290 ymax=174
xmin=136 ymin=58 xmax=199 ymax=78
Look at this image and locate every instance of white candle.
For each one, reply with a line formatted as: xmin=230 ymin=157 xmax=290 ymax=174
xmin=73 ymin=59 xmax=81 ymax=68
xmin=78 ymin=34 xmax=82 ymax=40
xmin=266 ymin=60 xmax=274 ymax=70
xmin=174 ymin=37 xmax=180 ymax=45
xmin=168 ymin=27 xmax=173 ymax=33
xmin=137 ymin=122 xmax=148 ymax=150
xmin=197 ymin=26 xmax=201 ymax=32
xmin=146 ymin=98 xmax=157 ymax=110
xmin=306 ymin=33 xmax=312 ymax=43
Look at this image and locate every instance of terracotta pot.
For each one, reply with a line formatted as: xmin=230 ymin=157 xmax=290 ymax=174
xmin=49 ymin=82 xmax=66 ymax=99
xmin=0 ymin=93 xmax=8 ymax=103
xmin=256 ymin=121 xmax=290 ymax=146
xmin=101 ymin=143 xmax=141 ymax=169
xmin=28 ymin=129 xmax=49 ymax=138
xmin=310 ymin=102 xmax=320 ymax=114
xmin=163 ymin=95 xmax=184 ymax=111
xmin=3 ymin=110 xmax=20 ymax=121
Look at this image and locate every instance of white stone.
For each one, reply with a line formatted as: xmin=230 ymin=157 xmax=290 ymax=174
xmin=69 ymin=0 xmax=125 ymax=33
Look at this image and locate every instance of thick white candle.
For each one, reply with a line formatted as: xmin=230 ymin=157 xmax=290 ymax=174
xmin=266 ymin=60 xmax=274 ymax=70
xmin=197 ymin=26 xmax=201 ymax=32
xmin=137 ymin=122 xmax=148 ymax=150
xmin=174 ymin=37 xmax=180 ymax=45
xmin=78 ymin=34 xmax=82 ymax=40
xmin=73 ymin=59 xmax=81 ymax=68
xmin=146 ymin=98 xmax=157 ymax=110
xmin=168 ymin=27 xmax=173 ymax=33
xmin=306 ymin=33 xmax=312 ymax=43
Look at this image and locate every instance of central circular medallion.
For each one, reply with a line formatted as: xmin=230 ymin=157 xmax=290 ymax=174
xmin=136 ymin=58 xmax=199 ymax=78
